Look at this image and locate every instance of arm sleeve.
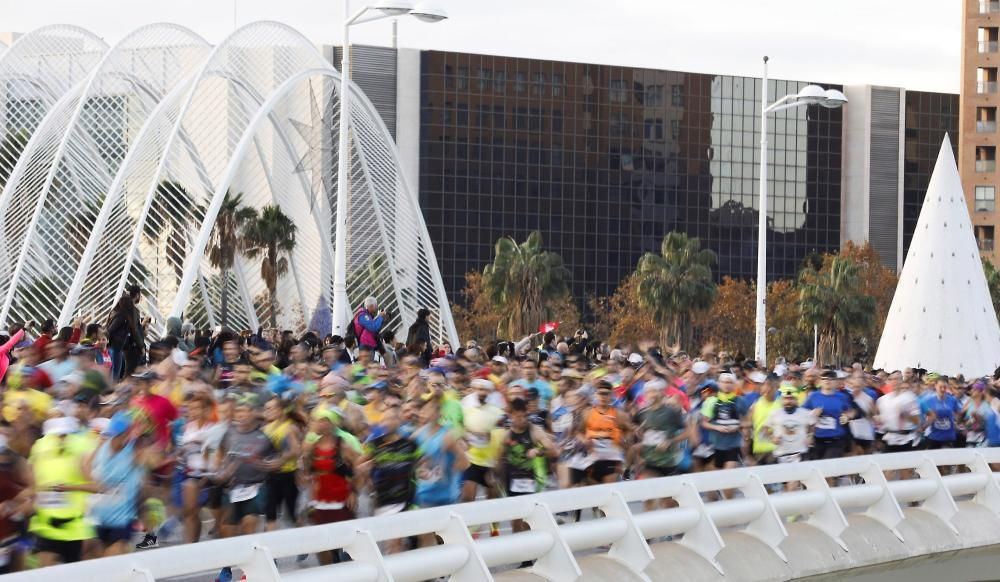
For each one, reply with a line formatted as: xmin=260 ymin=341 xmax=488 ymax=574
xmin=358 ymin=313 xmax=384 ymax=333
xmin=0 ymin=329 xmax=24 ymax=355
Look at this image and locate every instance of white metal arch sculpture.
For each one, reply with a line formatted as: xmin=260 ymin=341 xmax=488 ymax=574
xmin=0 ymin=24 xmax=210 ymax=328
xmin=0 ymin=25 xmax=107 ymax=285
xmin=0 ymin=21 xmax=458 ymax=348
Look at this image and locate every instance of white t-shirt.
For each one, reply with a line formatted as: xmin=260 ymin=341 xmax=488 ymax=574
xmin=180 ymin=421 xmax=219 ymax=475
xmin=849 ymin=392 xmax=876 ymax=441
xmin=767 ymin=408 xmax=815 ymax=456
xmin=876 ymin=390 xmax=920 ymax=445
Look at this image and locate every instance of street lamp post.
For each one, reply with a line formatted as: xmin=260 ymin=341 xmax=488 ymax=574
xmin=332 ymin=0 xmax=448 ymax=335
xmin=755 ymin=56 xmax=846 ymax=366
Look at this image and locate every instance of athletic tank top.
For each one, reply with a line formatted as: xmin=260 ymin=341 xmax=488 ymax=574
xmin=264 ymin=419 xmax=297 ymax=473
xmin=585 ymin=406 xmax=621 ymax=444
xmin=310 ymin=440 xmax=351 ymax=504
xmin=751 ymin=397 xmax=782 ymax=454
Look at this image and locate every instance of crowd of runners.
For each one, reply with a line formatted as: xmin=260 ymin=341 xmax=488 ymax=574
xmin=0 ymin=287 xmax=997 ymax=580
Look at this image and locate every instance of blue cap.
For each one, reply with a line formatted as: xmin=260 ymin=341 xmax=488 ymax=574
xmin=102 ymin=411 xmax=132 ymax=438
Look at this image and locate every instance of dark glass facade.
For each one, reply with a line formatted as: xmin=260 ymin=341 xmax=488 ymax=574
xmin=903 ymin=91 xmax=959 ymax=260
xmin=418 ymin=51 xmax=843 ymax=310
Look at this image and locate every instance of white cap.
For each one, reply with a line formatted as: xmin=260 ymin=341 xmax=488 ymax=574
xmin=719 ymin=373 xmax=737 ymax=383
xmin=835 ymin=370 xmax=849 ymax=379
xmin=609 ymin=349 xmax=625 ymax=362
xmin=470 ymin=378 xmax=495 ymax=391
xmin=692 ymin=361 xmax=711 ymax=374
xmin=627 ymin=353 xmax=643 ymax=365
xmin=43 ymin=416 xmax=80 ymax=436
xmin=172 ymin=348 xmax=189 ymax=367
xmin=491 ymin=355 xmax=509 ymax=365
xmin=644 ymin=378 xmax=667 ymax=392
xmin=748 ymin=371 xmax=767 ymax=384
xmin=773 ymin=364 xmax=788 ymax=377
xmin=800 ymin=360 xmax=815 ymax=370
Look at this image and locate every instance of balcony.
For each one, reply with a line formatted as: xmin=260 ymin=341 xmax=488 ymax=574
xmin=979 ymin=81 xmax=999 ymax=94
xmin=980 ymin=238 xmax=996 ymax=252
xmin=977 ymin=159 xmax=997 ymax=172
xmin=982 ymin=0 xmax=1000 ymax=14
xmin=981 ymin=40 xmax=1000 ymax=53
xmin=978 ymin=120 xmax=998 ymax=132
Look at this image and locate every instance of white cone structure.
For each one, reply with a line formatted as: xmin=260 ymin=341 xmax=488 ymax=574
xmin=0 ymin=22 xmax=459 ymax=347
xmin=874 ymin=135 xmax=1000 ymax=377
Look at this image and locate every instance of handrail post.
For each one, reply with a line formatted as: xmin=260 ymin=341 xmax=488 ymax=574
xmin=913 ymin=456 xmax=960 ymax=534
xmin=435 ymin=513 xmax=491 ymax=582
xmin=239 ymin=543 xmax=281 ymax=582
xmin=524 ymin=501 xmax=581 ymax=582
xmin=673 ymin=479 xmax=725 ymax=574
xmin=599 ymin=490 xmax=654 ymax=576
xmin=739 ymin=473 xmax=789 ymax=562
xmin=859 ymin=460 xmax=906 ymax=541
xmin=345 ymin=529 xmax=395 ymax=582
xmin=801 ymin=467 xmax=850 ymax=550
xmin=970 ymin=452 xmax=1000 ymax=515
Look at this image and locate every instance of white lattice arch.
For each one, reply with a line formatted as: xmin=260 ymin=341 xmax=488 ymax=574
xmin=0 ymin=21 xmax=458 ymax=347
xmin=0 ymin=24 xmax=210 ymax=328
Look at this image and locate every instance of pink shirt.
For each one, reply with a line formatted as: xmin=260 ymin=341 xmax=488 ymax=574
xmin=0 ymin=329 xmax=24 ymax=384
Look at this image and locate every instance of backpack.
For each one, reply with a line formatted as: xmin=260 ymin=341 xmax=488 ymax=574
xmin=344 ymin=307 xmax=363 ymax=345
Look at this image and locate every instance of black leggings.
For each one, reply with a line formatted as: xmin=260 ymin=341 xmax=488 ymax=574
xmin=265 ymin=471 xmax=299 ymax=523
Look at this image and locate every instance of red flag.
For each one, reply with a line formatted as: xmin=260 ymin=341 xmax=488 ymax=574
xmin=538 ymin=321 xmax=559 ymax=333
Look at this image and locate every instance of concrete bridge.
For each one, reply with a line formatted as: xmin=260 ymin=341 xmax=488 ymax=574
xmin=7 ymin=448 xmax=1000 ymax=582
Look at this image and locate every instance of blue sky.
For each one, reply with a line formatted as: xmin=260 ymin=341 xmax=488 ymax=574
xmin=0 ymin=0 xmax=962 ymax=92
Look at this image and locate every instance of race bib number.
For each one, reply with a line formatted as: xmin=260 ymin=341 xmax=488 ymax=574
xmin=466 ymin=432 xmax=489 ymax=448
xmin=592 ymin=438 xmax=623 ymax=461
xmin=816 ymin=416 xmax=836 ymax=430
xmin=37 ymin=491 xmax=69 ymax=509
xmin=230 ymin=483 xmax=261 ymax=503
xmin=510 ymin=478 xmax=537 ymax=494
xmin=642 ymin=430 xmax=667 ymax=447
xmin=416 ymin=462 xmax=443 ymax=483
xmin=552 ymin=414 xmax=572 ymax=435
xmin=776 ymin=453 xmax=802 ymax=464
xmin=933 ymin=418 xmax=953 ymax=431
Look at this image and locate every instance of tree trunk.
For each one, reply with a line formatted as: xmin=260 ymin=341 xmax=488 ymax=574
xmin=220 ymin=268 xmax=230 ymax=327
xmin=269 ymin=286 xmax=278 ymax=329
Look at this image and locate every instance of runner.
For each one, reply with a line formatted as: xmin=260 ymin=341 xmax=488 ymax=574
xmin=578 ymin=380 xmax=631 ymax=484
xmin=922 ymin=375 xmax=961 ymax=449
xmin=499 ymin=397 xmax=557 ymax=537
xmin=700 ymin=373 xmax=748 ymax=471
xmin=803 ymin=370 xmax=855 ymax=460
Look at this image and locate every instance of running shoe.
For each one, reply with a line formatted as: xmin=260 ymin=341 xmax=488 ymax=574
xmin=135 ymin=533 xmax=158 ymax=550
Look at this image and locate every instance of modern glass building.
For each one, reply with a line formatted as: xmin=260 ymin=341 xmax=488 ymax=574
xmin=414 ymin=51 xmax=844 ymax=306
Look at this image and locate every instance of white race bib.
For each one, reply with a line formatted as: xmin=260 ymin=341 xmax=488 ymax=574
xmin=37 ymin=491 xmax=69 ymax=509
xmin=466 ymin=432 xmax=489 ymax=448
xmin=816 ymin=416 xmax=836 ymax=430
xmin=510 ymin=478 xmax=537 ymax=494
xmin=933 ymin=418 xmax=953 ymax=431
xmin=776 ymin=453 xmax=802 ymax=464
xmin=230 ymin=483 xmax=261 ymax=503
xmin=642 ymin=430 xmax=667 ymax=447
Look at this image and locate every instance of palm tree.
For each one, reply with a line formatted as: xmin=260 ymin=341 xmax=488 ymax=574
xmin=635 ymin=232 xmax=717 ymax=350
xmin=243 ymin=205 xmax=297 ymax=328
xmin=798 ymin=256 xmax=875 ymax=366
xmin=207 ymin=190 xmax=257 ymax=326
xmin=0 ymin=130 xmax=30 ymax=190
xmin=481 ymin=231 xmax=570 ymax=338
xmin=983 ymin=258 xmax=1000 ymax=321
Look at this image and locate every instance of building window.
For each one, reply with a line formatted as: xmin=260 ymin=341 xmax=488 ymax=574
xmin=671 ymin=84 xmax=684 ymax=106
xmin=529 ymin=107 xmax=543 ymax=131
xmin=552 ymin=109 xmax=563 ymax=132
xmin=443 ymin=102 xmax=452 ymax=125
xmin=494 ymin=71 xmax=506 ymax=93
xmin=609 ymin=80 xmax=628 ymax=103
xmin=610 ymin=111 xmax=626 ymax=136
xmin=514 ymin=106 xmax=528 ymax=129
xmin=977 ymin=225 xmax=996 ymax=251
xmin=493 ymin=105 xmax=505 ymax=128
xmin=980 ymin=27 xmax=1000 ymax=53
xmin=978 ymin=67 xmax=998 ymax=94
xmin=515 ymin=72 xmax=526 ymax=93
xmin=644 ymin=84 xmax=664 ymax=106
xmin=644 ymin=118 xmax=664 ymax=141
xmin=978 ymin=106 xmax=997 ymax=133
xmin=977 ymin=145 xmax=996 ymax=172
xmin=478 ymin=68 xmax=492 ymax=91
xmin=670 ymin=119 xmax=680 ymax=139
xmin=457 ymin=67 xmax=468 ymax=90
xmin=531 ymin=72 xmax=545 ymax=96
xmin=983 ymin=0 xmax=1000 ymax=14
xmin=456 ymin=103 xmax=469 ymax=126
xmin=552 ymin=73 xmax=563 ymax=97
xmin=976 ymin=186 xmax=996 ymax=212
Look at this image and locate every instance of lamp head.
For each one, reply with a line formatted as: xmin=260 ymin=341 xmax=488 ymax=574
xmin=795 ymin=84 xmax=827 ymax=105
xmin=410 ymin=2 xmax=448 ymax=22
xmin=821 ymin=88 xmax=848 ymax=108
xmin=374 ymin=0 xmax=415 ymax=16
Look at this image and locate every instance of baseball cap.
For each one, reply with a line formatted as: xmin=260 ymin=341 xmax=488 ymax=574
xmin=800 ymin=360 xmax=815 ymax=370
xmin=132 ymin=370 xmax=160 ymax=382
xmin=491 ymin=355 xmax=509 ymax=365
xmin=748 ymin=371 xmax=767 ymax=384
xmin=692 ymin=361 xmax=711 ymax=374
xmin=561 ymin=369 xmax=584 ymax=380
xmin=172 ymin=349 xmax=189 ymax=367
xmin=780 ymin=385 xmax=799 ymax=397
xmin=69 ymin=344 xmax=94 ymax=356
xmin=470 ymin=378 xmax=495 ymax=391
xmin=312 ymin=406 xmax=342 ymax=425
xmin=43 ymin=416 xmax=80 ymax=436
xmin=609 ymin=349 xmax=625 ymax=362
xmin=627 ymin=353 xmax=643 ymax=365
xmin=820 ymin=369 xmax=838 ymax=380
xmin=102 ymin=411 xmax=133 ymax=438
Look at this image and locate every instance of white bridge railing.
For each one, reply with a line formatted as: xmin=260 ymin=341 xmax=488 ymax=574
xmin=8 ymin=448 xmax=1000 ymax=582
